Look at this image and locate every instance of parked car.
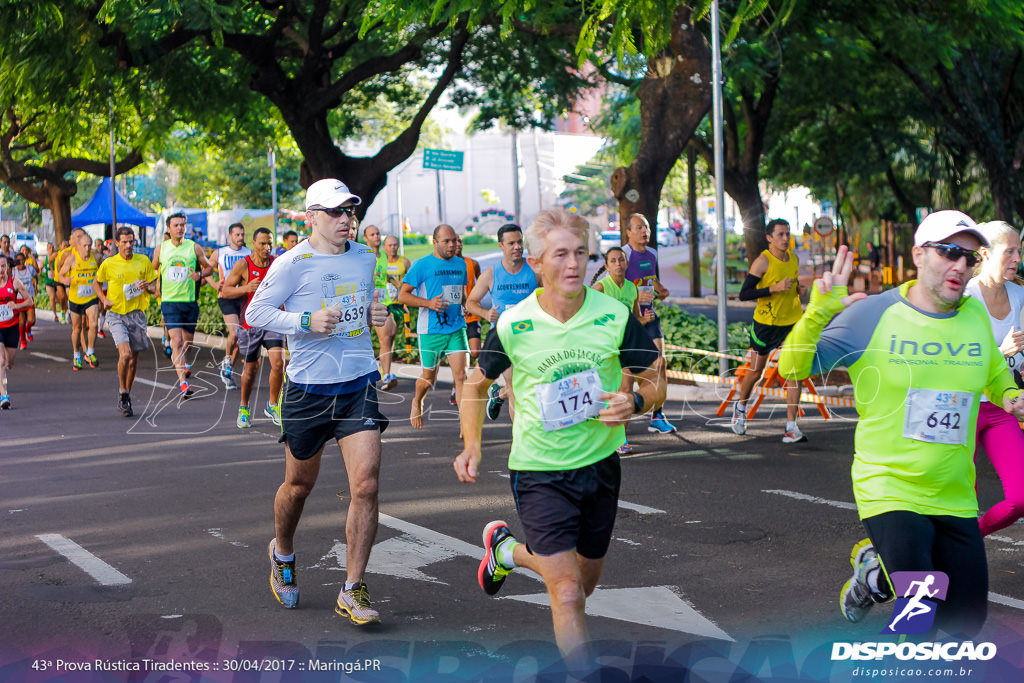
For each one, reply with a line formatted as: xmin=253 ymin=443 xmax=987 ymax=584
xmin=656 ymin=226 xmax=675 ymax=247
xmin=599 ymin=230 xmax=621 ymax=255
xmin=11 ymin=232 xmax=37 ymax=255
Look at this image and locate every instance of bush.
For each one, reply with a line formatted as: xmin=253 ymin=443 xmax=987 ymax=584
xmin=141 ymin=286 xmax=226 ymax=336
xmin=462 ymin=232 xmax=496 ymax=245
xmin=402 ymin=233 xmax=430 ymax=245
xmin=657 ymin=302 xmax=749 ymax=375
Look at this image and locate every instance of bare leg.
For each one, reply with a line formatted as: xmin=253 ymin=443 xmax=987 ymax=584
xmin=84 ymin=304 xmax=98 ymax=351
xmin=222 ymin=313 xmax=240 ymax=367
xmin=785 ymin=379 xmax=801 ymax=423
xmin=0 ymin=346 xmax=8 ymax=395
xmin=736 ymin=352 xmax=768 ymax=407
xmin=126 ymin=351 xmax=139 ymax=393
xmin=411 ymin=367 xmax=437 ymax=429
xmin=448 ymin=351 xmax=468 ymax=408
xmin=167 ymin=328 xmax=187 ymax=384
xmin=375 ymin=316 xmax=396 ymax=377
xmin=116 ymin=342 xmax=133 ymax=392
xmin=70 ymin=312 xmax=83 ymax=354
xmin=510 ymin=546 xmax=601 ymax=668
xmin=240 ymin=359 xmax=260 ymax=408
xmin=274 ymin=443 xmax=325 ymax=557
xmin=268 ymin=348 xmax=286 ymax=406
xmin=337 ymin=429 xmax=382 ymax=583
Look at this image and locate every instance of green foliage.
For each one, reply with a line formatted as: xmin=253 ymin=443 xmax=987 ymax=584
xmin=141 ymin=286 xmax=226 ymax=336
xmin=461 ymin=232 xmax=495 ymax=245
xmin=657 ymin=303 xmax=749 ymax=374
xmin=160 ymin=126 xmax=305 ymax=211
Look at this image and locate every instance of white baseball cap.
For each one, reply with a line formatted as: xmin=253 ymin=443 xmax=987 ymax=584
xmin=305 ymin=179 xmax=362 ymax=210
xmin=914 ymin=210 xmax=989 ymax=248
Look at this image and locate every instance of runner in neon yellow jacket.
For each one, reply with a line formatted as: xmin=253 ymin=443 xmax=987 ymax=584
xmin=780 ymin=211 xmax=1024 ymax=637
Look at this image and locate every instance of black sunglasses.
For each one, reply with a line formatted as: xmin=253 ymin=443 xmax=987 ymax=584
xmin=312 ymin=205 xmax=356 ymax=218
xmin=922 ymin=241 xmax=980 ymax=268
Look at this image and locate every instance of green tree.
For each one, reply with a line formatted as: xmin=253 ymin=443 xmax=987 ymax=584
xmin=0 ymin=2 xmax=165 ymax=243
xmin=830 ymin=0 xmax=1024 ymax=223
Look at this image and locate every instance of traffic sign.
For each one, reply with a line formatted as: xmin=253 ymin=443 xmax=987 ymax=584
xmin=423 ymin=148 xmax=464 ymax=172
xmin=814 ymin=216 xmax=835 ymax=237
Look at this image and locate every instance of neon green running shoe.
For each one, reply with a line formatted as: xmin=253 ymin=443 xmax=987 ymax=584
xmin=236 ymin=406 xmax=252 ymax=429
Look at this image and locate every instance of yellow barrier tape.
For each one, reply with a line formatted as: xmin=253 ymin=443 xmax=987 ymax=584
xmin=663 ymin=344 xmax=746 ymax=362
xmin=665 ymin=370 xmax=857 ymax=407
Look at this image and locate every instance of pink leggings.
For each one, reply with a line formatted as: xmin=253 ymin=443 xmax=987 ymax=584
xmin=976 ymin=400 xmax=1024 ymax=536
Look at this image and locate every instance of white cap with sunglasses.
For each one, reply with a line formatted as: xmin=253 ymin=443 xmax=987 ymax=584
xmin=913 ymin=210 xmax=990 ymax=249
xmin=305 ymin=178 xmax=362 ymax=210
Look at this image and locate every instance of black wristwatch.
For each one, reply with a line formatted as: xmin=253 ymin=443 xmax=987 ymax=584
xmin=300 ymin=312 xmax=312 ymax=331
xmin=632 ymin=391 xmax=645 ymax=415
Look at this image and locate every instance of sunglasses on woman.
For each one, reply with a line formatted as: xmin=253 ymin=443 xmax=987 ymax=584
xmin=921 ymin=241 xmax=980 ymax=268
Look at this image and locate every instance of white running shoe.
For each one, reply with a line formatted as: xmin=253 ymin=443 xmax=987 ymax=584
xmin=731 ymin=402 xmax=746 ymax=435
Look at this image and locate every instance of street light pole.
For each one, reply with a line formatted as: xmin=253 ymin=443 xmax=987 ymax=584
xmin=711 ymin=0 xmax=729 ymax=378
xmin=109 ymin=97 xmax=118 ymax=238
xmin=268 ymin=144 xmax=278 ymax=244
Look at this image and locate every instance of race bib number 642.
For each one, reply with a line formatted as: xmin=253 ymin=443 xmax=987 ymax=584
xmin=902 ymin=388 xmax=973 ymax=446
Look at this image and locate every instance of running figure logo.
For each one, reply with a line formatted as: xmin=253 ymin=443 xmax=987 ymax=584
xmin=882 ymin=571 xmax=949 ymax=635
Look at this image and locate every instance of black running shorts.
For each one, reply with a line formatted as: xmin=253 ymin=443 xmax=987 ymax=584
xmin=218 ymin=295 xmax=245 ymax=317
xmin=279 ymin=382 xmax=389 ymax=460
xmin=749 ymin=321 xmax=794 ymax=356
xmin=510 ymin=453 xmax=621 ymax=558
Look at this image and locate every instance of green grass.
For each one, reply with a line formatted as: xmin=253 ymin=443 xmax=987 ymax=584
xmin=673 ymin=261 xmax=744 ymax=295
xmin=401 ymin=243 xmax=497 ymax=261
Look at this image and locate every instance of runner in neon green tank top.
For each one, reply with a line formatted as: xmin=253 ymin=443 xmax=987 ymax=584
xmin=360 ymin=224 xmax=400 ymax=390
xmin=780 ymin=211 xmax=1024 ymax=637
xmin=590 ymin=245 xmax=655 ymax=455
xmin=455 ymin=208 xmax=665 ymax=667
xmin=152 ymin=212 xmax=213 ymax=397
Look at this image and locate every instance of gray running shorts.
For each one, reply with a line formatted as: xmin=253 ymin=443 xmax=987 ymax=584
xmin=106 ymin=310 xmax=149 ymax=352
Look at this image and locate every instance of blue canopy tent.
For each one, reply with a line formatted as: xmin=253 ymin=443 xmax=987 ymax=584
xmin=71 ymin=177 xmax=156 ymax=244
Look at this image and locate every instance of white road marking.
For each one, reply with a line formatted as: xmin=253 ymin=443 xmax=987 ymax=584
xmin=36 ymin=534 xmax=131 ymax=586
xmin=987 ymin=534 xmax=1024 ymax=547
xmin=762 ymin=489 xmax=857 ymax=510
xmin=505 ymin=586 xmax=733 ymax=641
xmin=989 ymin=592 xmax=1024 ymax=610
xmin=618 ymin=500 xmax=666 ymax=514
xmin=322 ymin=512 xmax=726 ymax=634
xmin=206 ymin=528 xmax=248 ymax=548
xmin=135 ymin=377 xmax=176 ymax=390
xmin=31 ymin=352 xmax=68 ymax=363
xmin=763 ymin=492 xmax=1024 ymax=609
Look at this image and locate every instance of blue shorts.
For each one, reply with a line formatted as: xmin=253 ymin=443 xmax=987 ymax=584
xmin=162 ymin=301 xmax=200 ymax=332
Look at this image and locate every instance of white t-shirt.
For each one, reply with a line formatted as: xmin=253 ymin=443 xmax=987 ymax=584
xmin=245 ymin=239 xmax=377 ymax=385
xmin=965 ymin=277 xmax=1024 ymax=401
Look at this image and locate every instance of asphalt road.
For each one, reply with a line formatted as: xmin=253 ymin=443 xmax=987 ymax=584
xmin=4 ymin=318 xmax=1024 ymax=681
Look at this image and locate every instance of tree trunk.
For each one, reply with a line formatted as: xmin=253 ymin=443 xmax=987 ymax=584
xmin=726 ymin=177 xmax=766 ymax=260
xmin=45 ymin=183 xmax=75 ymax=245
xmin=610 ymin=6 xmax=712 ymax=245
xmin=265 ymin=28 xmax=471 ymax=220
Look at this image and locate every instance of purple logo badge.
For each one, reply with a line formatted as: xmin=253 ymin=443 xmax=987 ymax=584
xmin=882 ymin=571 xmax=949 ymax=635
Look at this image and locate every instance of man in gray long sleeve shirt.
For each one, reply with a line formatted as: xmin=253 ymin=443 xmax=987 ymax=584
xmin=245 ymin=178 xmax=390 ymax=626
